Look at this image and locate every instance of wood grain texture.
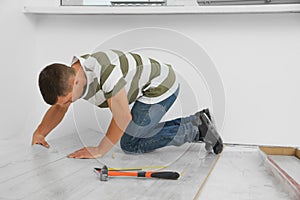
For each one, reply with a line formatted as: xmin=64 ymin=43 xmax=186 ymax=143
xmin=259 ymin=146 xmax=297 ymax=156
xmin=0 ymin=129 xmax=219 ymax=200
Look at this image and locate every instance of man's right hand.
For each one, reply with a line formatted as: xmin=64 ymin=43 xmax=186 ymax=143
xmin=32 ymin=132 xmax=50 ymax=148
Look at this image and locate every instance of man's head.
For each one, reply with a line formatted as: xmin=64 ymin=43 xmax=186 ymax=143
xmin=38 ymin=63 xmax=76 ymax=105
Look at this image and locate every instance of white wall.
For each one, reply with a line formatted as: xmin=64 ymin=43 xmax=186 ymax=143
xmin=1 ymin=1 xmax=300 ymax=147
xmin=0 ymin=1 xmax=37 ymax=143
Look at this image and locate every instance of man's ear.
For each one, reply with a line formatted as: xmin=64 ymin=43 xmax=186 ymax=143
xmin=70 ymin=76 xmax=76 ymax=86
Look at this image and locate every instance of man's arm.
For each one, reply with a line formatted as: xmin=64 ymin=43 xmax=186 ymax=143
xmin=32 ymin=103 xmax=70 ymax=148
xmin=68 ymin=88 xmax=131 ymax=158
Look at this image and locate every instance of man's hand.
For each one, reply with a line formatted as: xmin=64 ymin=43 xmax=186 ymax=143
xmin=32 ymin=133 xmax=50 ymax=148
xmin=67 ymin=147 xmax=102 ymax=159
xmin=31 ymin=104 xmax=70 ymax=148
xmin=67 ymin=88 xmax=131 ymax=159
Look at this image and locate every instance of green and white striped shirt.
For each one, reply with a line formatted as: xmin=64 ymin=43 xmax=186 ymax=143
xmin=72 ymin=49 xmax=178 ymax=108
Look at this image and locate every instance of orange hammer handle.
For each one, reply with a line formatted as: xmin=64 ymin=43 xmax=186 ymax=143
xmin=108 ymin=171 xmax=179 ymax=180
xmin=108 ymin=171 xmax=139 ymax=177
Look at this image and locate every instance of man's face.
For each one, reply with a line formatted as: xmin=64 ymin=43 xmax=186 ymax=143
xmin=56 ymin=72 xmax=86 ymax=106
xmin=56 ymin=64 xmax=87 ymax=107
xmin=56 ymin=76 xmax=75 ymax=106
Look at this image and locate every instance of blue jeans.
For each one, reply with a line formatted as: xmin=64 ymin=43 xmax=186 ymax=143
xmin=120 ymin=86 xmax=201 ymax=154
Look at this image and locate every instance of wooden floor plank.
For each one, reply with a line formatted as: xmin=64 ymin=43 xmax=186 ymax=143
xmin=198 ymin=146 xmax=292 ymax=200
xmin=1 ymin=132 xmax=294 ymax=199
xmin=0 ymin=156 xmax=99 ymax=199
xmin=76 ymin=144 xmax=218 ymax=200
xmin=0 ymin=132 xmax=92 ymax=184
xmin=0 ymin=129 xmax=219 ymax=200
xmin=269 ymin=155 xmax=300 ymax=184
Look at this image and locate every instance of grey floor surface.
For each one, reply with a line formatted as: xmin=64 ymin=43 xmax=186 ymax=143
xmin=0 ymin=130 xmax=295 ymax=200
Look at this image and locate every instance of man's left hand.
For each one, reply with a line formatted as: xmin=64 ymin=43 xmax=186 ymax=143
xmin=67 ymin=147 xmax=102 ymax=159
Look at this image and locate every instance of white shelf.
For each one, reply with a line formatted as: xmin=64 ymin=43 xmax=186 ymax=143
xmin=23 ymin=4 xmax=300 ymax=14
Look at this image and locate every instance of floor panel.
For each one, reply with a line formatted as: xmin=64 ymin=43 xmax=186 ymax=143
xmin=0 ymin=130 xmax=218 ymax=200
xmin=198 ymin=146 xmax=292 ymax=200
xmin=270 ymin=155 xmax=300 ymax=184
xmin=0 ymin=131 xmax=294 ymax=200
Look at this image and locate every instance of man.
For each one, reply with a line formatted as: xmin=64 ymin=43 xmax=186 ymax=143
xmin=32 ymin=49 xmax=223 ymax=159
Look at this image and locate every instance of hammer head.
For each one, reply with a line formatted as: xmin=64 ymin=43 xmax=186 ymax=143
xmin=100 ymin=165 xmax=108 ymax=181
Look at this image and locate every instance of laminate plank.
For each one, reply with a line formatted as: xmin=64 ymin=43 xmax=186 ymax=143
xmin=0 ymin=156 xmax=99 ymax=199
xmin=269 ymin=155 xmax=300 ymax=184
xmin=198 ymin=146 xmax=292 ymax=200
xmin=0 ymin=129 xmax=219 ymax=200
xmin=0 ymin=133 xmax=85 ymax=184
xmin=79 ymin=144 xmax=218 ymax=200
xmin=0 ymin=129 xmax=104 ymax=184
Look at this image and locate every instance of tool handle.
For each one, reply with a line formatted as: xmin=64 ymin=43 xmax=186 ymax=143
xmin=107 ymin=171 xmax=180 ymax=180
xmin=150 ymin=172 xmax=180 ymax=180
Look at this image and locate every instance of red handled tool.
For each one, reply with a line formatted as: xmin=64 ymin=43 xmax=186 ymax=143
xmin=94 ymin=165 xmax=180 ymax=181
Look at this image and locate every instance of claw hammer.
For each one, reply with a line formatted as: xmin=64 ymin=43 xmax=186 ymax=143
xmin=95 ymin=165 xmax=180 ymax=181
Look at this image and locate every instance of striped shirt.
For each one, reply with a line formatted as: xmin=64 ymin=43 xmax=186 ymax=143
xmin=72 ymin=49 xmax=178 ymax=108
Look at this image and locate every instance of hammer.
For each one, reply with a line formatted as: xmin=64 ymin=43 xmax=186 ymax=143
xmin=95 ymin=165 xmax=180 ymax=181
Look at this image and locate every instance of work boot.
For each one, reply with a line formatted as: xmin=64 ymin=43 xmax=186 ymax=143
xmin=199 ymin=108 xmax=214 ymax=125
xmin=196 ymin=109 xmax=223 ymax=154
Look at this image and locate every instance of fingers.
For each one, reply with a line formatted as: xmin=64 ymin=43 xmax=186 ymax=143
xmin=41 ymin=140 xmax=50 ymax=148
xmin=32 ymin=139 xmax=50 ymax=148
xmin=67 ymin=148 xmax=82 ymax=158
xmin=67 ymin=148 xmax=93 ymax=159
xmin=32 ymin=134 xmax=50 ymax=148
xmin=33 ymin=142 xmax=50 ymax=148
xmin=68 ymin=154 xmax=90 ymax=159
